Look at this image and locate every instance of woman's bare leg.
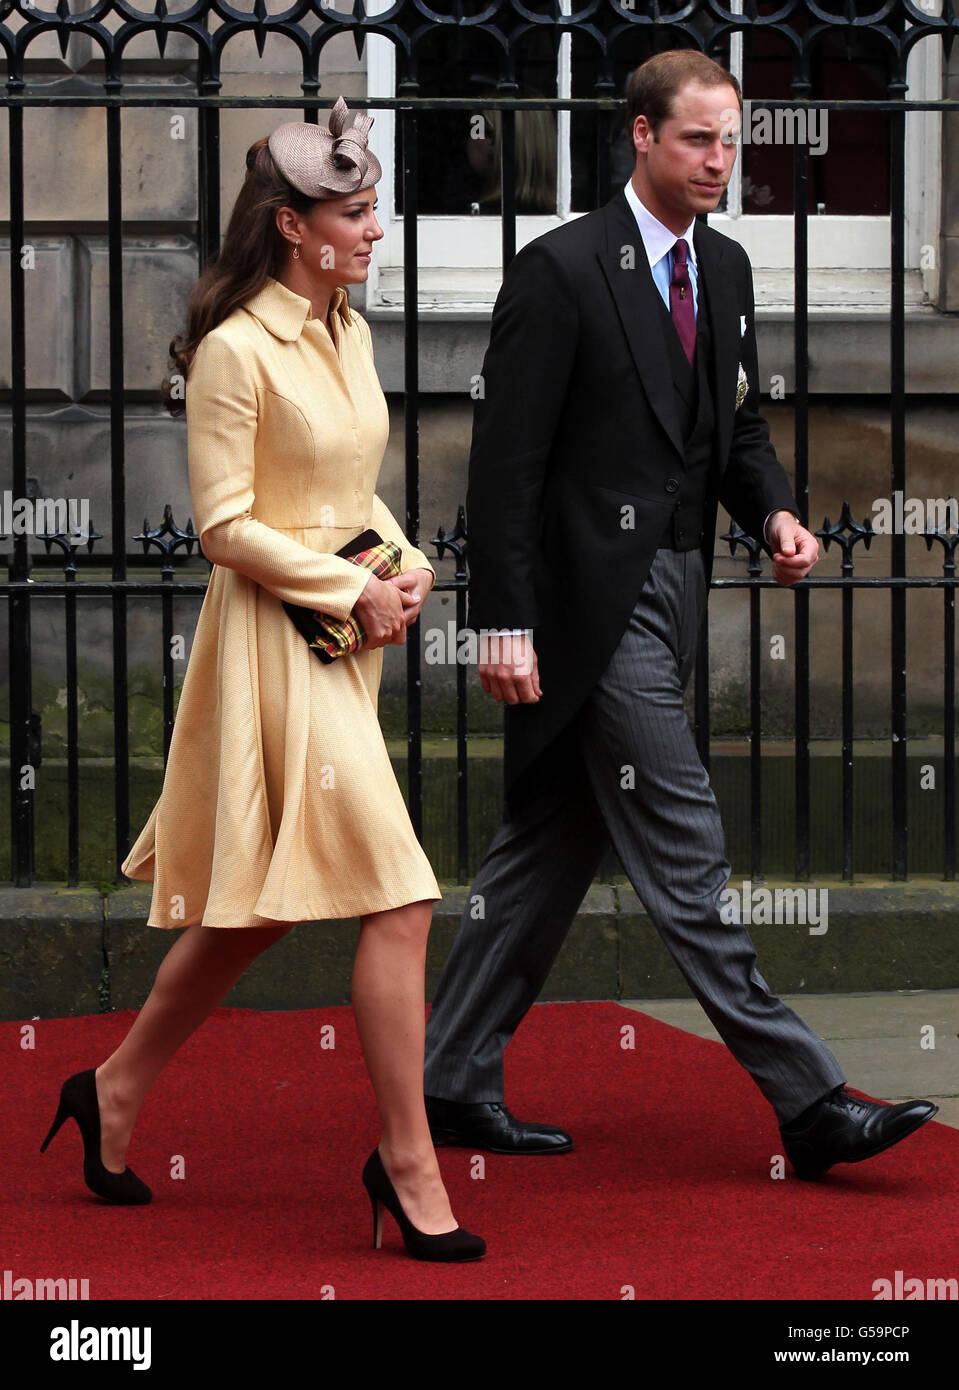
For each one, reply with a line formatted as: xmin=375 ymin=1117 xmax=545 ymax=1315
xmin=94 ymin=921 xmax=293 ymax=1172
xmin=351 ymin=899 xmax=457 ymax=1236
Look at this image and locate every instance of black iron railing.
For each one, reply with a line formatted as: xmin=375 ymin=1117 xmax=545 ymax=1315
xmin=3 ymin=2 xmax=959 ymax=892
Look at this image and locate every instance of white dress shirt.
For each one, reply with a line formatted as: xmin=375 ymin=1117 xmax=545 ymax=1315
xmin=623 ymin=176 xmax=699 ymax=316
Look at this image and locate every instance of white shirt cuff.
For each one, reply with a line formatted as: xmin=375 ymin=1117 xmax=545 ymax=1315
xmin=763 ymin=509 xmax=801 ymax=544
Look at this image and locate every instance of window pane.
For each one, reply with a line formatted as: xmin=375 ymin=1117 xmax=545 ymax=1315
xmin=390 ymin=8 xmax=895 ymax=218
xmin=741 ymin=12 xmax=892 ymax=215
xmin=394 ymin=11 xmax=558 ymax=215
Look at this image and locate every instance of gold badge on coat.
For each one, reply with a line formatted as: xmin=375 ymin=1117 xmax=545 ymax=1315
xmin=735 ymin=362 xmax=749 ymax=409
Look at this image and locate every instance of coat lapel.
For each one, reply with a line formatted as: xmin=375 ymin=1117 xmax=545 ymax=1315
xmin=596 ymin=190 xmax=742 ymax=477
xmin=596 ymin=190 xmax=684 ymax=462
xmin=693 ymin=221 xmax=738 ymax=478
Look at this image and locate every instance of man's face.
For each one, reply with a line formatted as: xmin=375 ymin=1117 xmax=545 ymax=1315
xmin=632 ymin=79 xmax=740 ymax=225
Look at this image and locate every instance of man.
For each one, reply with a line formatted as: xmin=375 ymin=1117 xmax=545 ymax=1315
xmin=422 ymin=50 xmax=938 ymax=1179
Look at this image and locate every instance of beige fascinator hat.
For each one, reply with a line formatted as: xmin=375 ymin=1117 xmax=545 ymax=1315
xmin=268 ymin=95 xmax=382 ymax=197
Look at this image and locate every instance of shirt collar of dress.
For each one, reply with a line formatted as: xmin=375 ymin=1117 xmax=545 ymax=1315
xmin=622 ymin=178 xmax=698 ymax=273
xmin=242 ymin=276 xmax=353 ymax=341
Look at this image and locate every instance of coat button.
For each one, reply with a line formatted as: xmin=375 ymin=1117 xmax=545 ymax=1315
xmin=665 ymin=478 xmax=680 ymax=494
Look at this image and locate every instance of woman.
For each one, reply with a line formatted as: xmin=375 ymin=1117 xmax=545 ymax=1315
xmin=466 ymin=92 xmax=557 ymax=215
xmin=40 ymin=98 xmax=484 ymax=1264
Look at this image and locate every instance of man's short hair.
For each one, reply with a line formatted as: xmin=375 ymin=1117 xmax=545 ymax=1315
xmin=625 ymin=50 xmax=742 ymax=144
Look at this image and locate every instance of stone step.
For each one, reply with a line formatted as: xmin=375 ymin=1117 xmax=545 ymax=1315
xmin=1 ymin=878 xmax=956 ymax=1022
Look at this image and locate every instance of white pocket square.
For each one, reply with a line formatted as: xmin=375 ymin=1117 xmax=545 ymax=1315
xmin=735 ymin=362 xmax=749 ymax=409
xmin=740 ymin=314 xmax=747 ymax=337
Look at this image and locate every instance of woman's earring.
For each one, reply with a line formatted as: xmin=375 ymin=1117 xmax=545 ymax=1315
xmin=292 ymin=242 xmax=301 ymax=260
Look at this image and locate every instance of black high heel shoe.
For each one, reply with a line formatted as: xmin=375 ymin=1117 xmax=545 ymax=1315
xmin=40 ymin=1069 xmax=152 ymax=1205
xmin=361 ymin=1147 xmax=485 ymax=1262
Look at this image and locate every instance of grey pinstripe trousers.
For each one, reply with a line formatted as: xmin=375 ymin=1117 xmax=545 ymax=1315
xmin=423 ymin=546 xmax=846 ymax=1125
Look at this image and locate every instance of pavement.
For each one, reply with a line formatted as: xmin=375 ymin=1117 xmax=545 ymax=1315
xmin=621 ymin=990 xmax=959 ymax=1130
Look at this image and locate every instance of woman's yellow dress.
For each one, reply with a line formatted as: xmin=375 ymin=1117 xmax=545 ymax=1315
xmin=121 ymin=276 xmax=442 ymax=928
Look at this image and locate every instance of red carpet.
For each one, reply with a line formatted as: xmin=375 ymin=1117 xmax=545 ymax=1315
xmin=4 ymin=1002 xmax=956 ymax=1300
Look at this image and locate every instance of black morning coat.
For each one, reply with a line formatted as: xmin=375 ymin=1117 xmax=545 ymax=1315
xmin=464 ymin=185 xmax=801 ymax=805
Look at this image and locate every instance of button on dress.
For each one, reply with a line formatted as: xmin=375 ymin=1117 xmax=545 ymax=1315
xmin=121 ymin=276 xmax=442 ymax=927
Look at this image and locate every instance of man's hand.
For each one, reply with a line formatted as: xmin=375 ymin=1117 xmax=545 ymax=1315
xmin=479 ymin=632 xmax=542 ymax=705
xmin=388 ymin=566 xmax=434 ymax=628
xmin=767 ymin=510 xmax=820 ymax=586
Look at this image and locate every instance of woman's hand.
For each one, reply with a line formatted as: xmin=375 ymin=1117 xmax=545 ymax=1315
xmin=388 ymin=567 xmax=434 ymax=630
xmin=352 ymin=572 xmax=408 ymax=649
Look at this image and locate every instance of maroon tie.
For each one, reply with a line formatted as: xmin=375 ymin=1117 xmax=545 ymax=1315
xmin=669 ymin=238 xmax=696 ymax=366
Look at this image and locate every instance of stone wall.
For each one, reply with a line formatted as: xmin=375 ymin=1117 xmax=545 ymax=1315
xmin=941 ymin=39 xmax=959 ymax=311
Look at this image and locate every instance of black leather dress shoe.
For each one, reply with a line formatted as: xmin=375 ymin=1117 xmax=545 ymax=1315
xmin=425 ymin=1095 xmax=573 ymax=1155
xmin=780 ymin=1085 xmax=938 ymax=1179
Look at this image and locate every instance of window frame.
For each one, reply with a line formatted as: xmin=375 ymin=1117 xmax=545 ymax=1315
xmin=364 ymin=4 xmax=943 ymax=310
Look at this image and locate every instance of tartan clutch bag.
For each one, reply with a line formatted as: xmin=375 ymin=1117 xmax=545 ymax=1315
xmin=282 ymin=528 xmax=403 ymax=664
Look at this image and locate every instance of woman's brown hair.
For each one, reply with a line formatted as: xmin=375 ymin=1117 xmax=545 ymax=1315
xmin=162 ymin=137 xmax=318 ymax=416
